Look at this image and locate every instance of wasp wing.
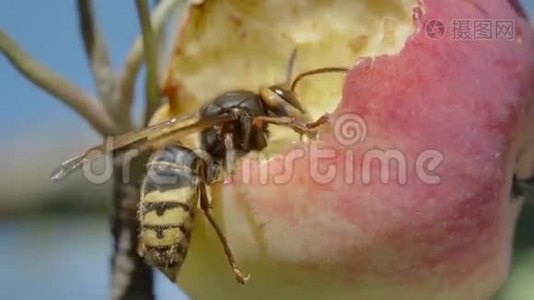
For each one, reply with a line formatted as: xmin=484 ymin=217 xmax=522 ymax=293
xmin=50 ymin=112 xmax=236 ymax=181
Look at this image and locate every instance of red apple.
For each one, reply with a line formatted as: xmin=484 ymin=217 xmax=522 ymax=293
xmin=153 ymin=0 xmax=534 ymax=298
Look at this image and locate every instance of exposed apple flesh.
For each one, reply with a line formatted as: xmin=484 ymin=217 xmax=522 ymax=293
xmin=156 ymin=0 xmax=534 ymax=299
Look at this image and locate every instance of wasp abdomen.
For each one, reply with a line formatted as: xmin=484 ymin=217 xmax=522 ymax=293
xmin=139 ymin=146 xmax=203 ymax=278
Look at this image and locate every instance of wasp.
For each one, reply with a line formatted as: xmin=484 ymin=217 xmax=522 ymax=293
xmin=50 ymin=50 xmax=348 ymax=284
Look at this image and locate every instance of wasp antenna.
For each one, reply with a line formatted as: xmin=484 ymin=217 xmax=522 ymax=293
xmin=290 ymin=67 xmax=349 ymax=92
xmin=50 ymin=155 xmax=86 ymax=182
xmin=285 ymin=48 xmax=298 ymax=86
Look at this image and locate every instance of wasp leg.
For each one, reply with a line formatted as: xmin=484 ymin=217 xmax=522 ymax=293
xmin=199 ymin=181 xmax=250 ymax=284
xmin=253 ymin=114 xmax=329 ymax=140
xmin=223 ymin=133 xmax=237 ymax=176
xmin=230 ymin=109 xmax=252 ymax=149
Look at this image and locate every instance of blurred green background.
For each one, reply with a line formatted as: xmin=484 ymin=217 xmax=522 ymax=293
xmin=0 ymin=1 xmax=533 ymax=300
xmin=495 ymin=203 xmax=534 ymax=299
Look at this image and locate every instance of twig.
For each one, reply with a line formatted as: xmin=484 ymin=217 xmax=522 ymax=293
xmin=135 ymin=0 xmax=160 ymax=125
xmin=77 ymin=0 xmax=130 ymax=131
xmin=0 ymin=30 xmax=119 ymax=135
xmin=77 ymin=0 xmax=114 ymax=99
xmin=75 ymin=3 xmax=156 ymax=299
xmin=120 ymin=0 xmax=181 ymax=127
xmin=110 ymin=158 xmax=155 ymax=300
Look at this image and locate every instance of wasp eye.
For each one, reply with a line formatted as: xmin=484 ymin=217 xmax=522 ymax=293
xmin=271 ymin=85 xmax=306 ymax=113
xmin=260 ymin=85 xmax=306 ymax=119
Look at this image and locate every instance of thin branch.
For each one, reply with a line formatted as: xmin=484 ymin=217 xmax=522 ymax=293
xmin=77 ymin=0 xmax=113 ymax=95
xmin=0 ymin=30 xmax=119 ymax=135
xmin=120 ymin=0 xmax=182 ymax=126
xmin=135 ymin=0 xmax=160 ymax=125
xmin=77 ymin=0 xmax=131 ymax=131
xmin=110 ymin=157 xmax=154 ymax=300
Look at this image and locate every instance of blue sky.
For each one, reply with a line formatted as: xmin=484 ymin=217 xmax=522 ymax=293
xmin=0 ymin=1 xmax=156 ymax=212
xmin=0 ymin=1 xmax=144 ymax=139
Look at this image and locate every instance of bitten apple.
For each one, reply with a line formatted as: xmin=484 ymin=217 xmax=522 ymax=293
xmin=154 ymin=0 xmax=534 ymax=299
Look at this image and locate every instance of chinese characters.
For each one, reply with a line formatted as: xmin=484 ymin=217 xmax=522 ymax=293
xmin=425 ymin=19 xmax=515 ymax=41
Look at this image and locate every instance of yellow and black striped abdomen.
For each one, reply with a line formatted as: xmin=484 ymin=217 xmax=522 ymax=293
xmin=138 ymin=146 xmax=203 ymax=279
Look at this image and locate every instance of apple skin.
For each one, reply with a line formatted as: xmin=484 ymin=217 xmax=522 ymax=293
xmin=177 ymin=0 xmax=534 ymax=299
